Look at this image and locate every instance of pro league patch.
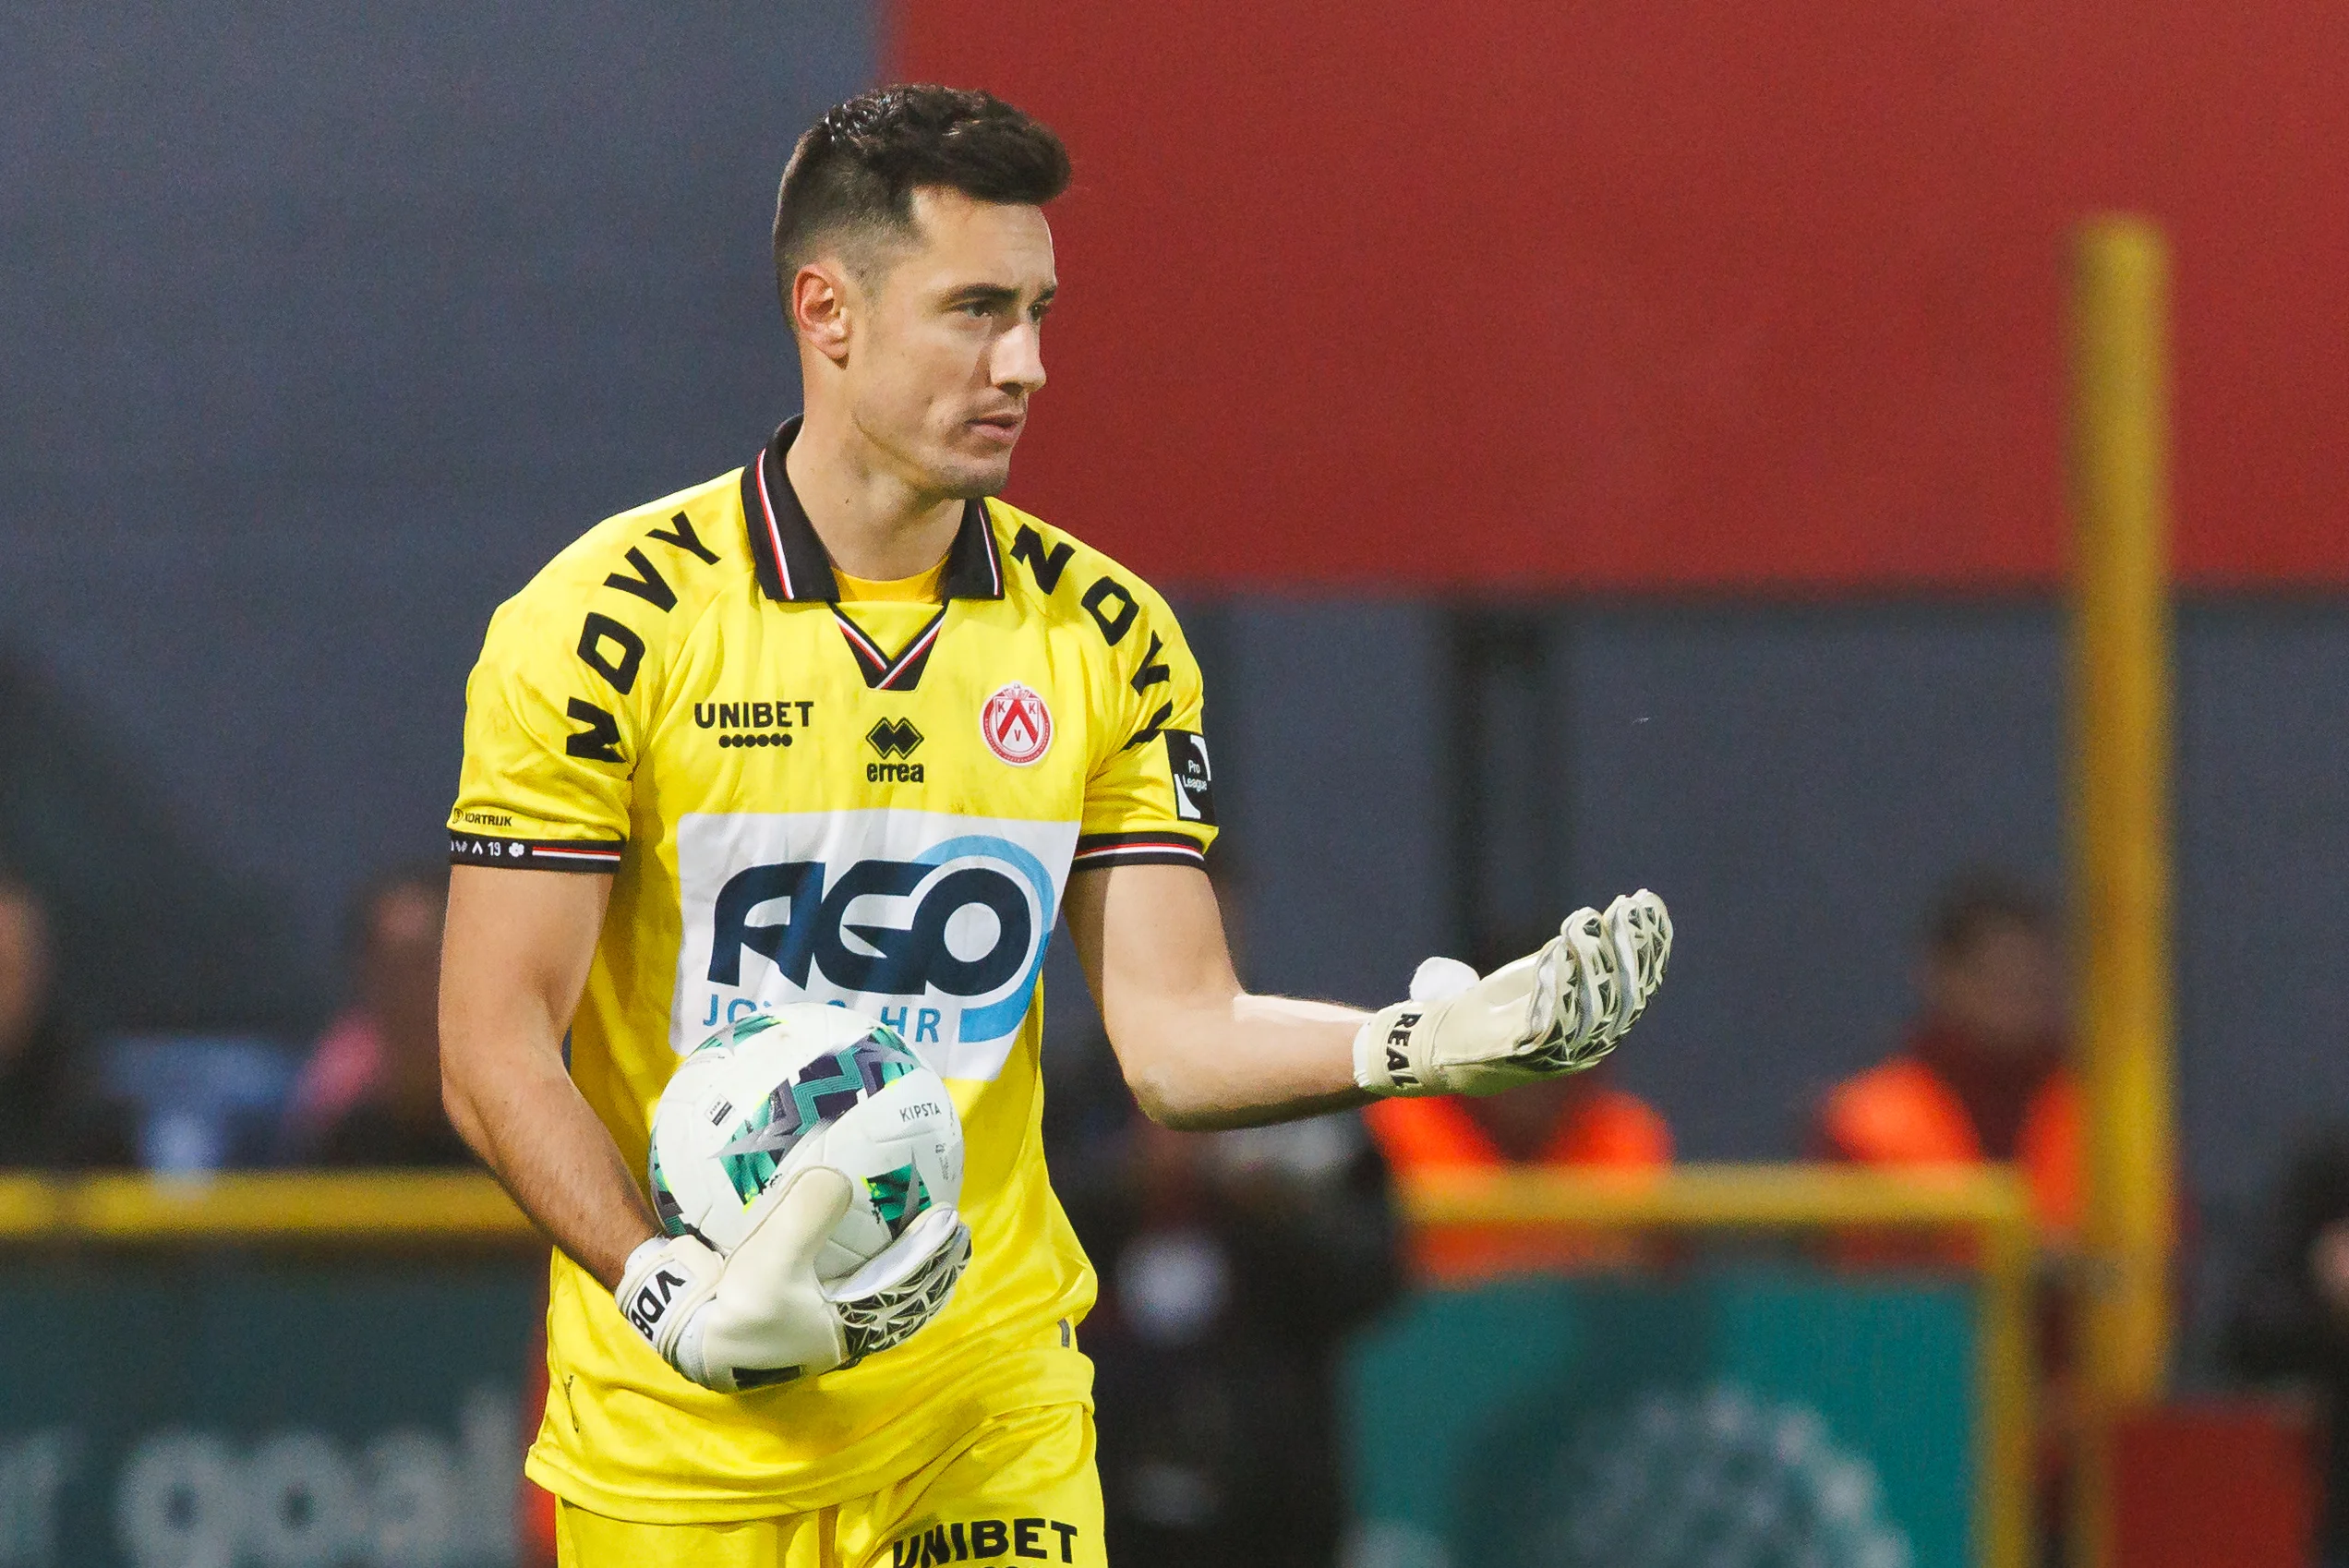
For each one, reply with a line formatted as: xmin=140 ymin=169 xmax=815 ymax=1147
xmin=1163 ymin=730 xmax=1214 ymax=825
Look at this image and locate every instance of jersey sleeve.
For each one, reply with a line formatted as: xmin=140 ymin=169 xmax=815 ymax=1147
xmin=1075 ymin=598 xmax=1219 ymax=872
xmin=446 ymin=585 xmax=636 ymax=874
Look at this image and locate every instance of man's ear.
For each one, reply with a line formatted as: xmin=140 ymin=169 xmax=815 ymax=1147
xmin=790 ymin=262 xmax=853 ymax=365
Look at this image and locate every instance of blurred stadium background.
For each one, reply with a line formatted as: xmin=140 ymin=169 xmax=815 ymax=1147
xmin=6 ymin=3 xmax=2349 ymax=1565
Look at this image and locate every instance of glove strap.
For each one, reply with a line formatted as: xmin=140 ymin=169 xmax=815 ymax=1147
xmin=1353 ymin=1002 xmax=1439 ymax=1097
xmin=615 ymin=1233 xmax=721 ymax=1366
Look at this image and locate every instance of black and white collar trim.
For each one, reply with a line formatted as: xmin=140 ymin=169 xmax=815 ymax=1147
xmin=834 ymin=605 xmax=948 ymax=690
xmin=740 ymin=417 xmax=1006 ymax=604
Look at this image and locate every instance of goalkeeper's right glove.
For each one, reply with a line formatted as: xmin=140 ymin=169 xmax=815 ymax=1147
xmin=615 ymin=1167 xmax=971 ymax=1393
xmin=1353 ymin=889 xmax=1672 ymax=1098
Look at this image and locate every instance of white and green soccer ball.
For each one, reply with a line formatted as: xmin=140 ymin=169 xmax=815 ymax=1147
xmin=648 ymin=1005 xmax=965 ymax=1285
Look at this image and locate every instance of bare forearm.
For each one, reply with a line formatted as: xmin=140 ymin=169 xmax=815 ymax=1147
xmin=1117 ymin=991 xmax=1371 ymax=1130
xmin=1068 ymin=862 xmax=1378 ymax=1128
xmin=440 ymin=866 xmax=651 ymax=1290
xmin=445 ymin=1049 xmax=657 ymax=1289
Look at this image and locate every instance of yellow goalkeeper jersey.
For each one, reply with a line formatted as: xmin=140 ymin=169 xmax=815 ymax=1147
xmin=448 ymin=418 xmax=1217 ymax=1523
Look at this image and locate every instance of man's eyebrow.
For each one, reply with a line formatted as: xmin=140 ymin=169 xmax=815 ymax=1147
xmin=943 ymin=282 xmax=1057 ymax=309
xmin=944 ymin=283 xmax=1022 ymax=308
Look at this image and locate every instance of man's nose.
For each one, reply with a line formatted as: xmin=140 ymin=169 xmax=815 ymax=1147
xmin=992 ymin=322 xmax=1045 ymax=394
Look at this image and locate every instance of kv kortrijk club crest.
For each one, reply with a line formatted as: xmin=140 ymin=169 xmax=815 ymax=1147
xmin=980 ymin=681 xmax=1053 ymax=766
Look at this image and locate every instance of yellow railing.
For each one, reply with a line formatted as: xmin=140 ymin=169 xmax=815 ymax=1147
xmin=3 ymin=1165 xmax=2033 ymax=1565
xmin=1395 ymin=1164 xmax=2037 ymax=1568
xmin=0 ymin=1171 xmax=540 ymax=1243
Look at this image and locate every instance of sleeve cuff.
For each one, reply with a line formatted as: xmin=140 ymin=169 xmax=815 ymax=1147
xmin=1070 ymin=829 xmax=1208 ymax=871
xmin=448 ymin=831 xmax=624 ymax=873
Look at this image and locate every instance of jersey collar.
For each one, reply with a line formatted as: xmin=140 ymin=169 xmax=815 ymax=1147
xmin=740 ymin=417 xmax=1006 ymax=604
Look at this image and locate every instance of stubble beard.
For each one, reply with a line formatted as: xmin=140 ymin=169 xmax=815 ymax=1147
xmin=927 ymin=440 xmax=1015 ymax=502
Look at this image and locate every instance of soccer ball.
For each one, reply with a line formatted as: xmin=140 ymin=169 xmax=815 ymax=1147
xmin=648 ymin=1006 xmax=965 ymax=1286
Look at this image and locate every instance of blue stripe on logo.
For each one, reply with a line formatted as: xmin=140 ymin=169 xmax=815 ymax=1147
xmin=914 ymin=836 xmax=1056 ymax=1044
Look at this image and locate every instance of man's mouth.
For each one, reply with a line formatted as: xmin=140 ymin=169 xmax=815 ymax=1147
xmin=968 ymin=411 xmax=1024 ymax=445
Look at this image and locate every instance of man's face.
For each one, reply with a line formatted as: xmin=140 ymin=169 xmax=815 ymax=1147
xmin=1923 ymin=921 xmax=2065 ymax=1057
xmin=837 ymin=188 xmax=1056 ymax=500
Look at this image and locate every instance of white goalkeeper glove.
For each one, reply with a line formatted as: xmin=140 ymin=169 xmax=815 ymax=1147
xmin=1353 ymin=889 xmax=1673 ymax=1098
xmin=615 ymin=1167 xmax=972 ymax=1393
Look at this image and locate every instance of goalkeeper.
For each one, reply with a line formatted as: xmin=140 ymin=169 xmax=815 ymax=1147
xmin=437 ymin=84 xmax=1673 ymax=1568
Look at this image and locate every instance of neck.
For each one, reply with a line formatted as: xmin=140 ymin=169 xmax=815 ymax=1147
xmin=786 ymin=401 xmax=965 ymax=580
xmin=1915 ymin=1019 xmax=2054 ymax=1079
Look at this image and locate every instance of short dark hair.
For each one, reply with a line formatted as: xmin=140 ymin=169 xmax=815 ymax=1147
xmin=772 ymin=84 xmax=1071 ymax=302
xmin=1923 ymin=868 xmax=2054 ymax=958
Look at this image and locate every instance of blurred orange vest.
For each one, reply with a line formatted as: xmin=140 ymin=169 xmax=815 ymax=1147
xmin=1365 ymin=1088 xmax=1671 ymax=1284
xmin=1818 ymin=1056 xmax=2081 ymax=1237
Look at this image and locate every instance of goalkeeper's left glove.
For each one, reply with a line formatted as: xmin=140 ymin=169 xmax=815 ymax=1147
xmin=617 ymin=1166 xmax=971 ymax=1393
xmin=1353 ymin=889 xmax=1672 ymax=1098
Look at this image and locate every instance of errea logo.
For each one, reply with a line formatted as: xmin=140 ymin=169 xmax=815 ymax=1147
xmin=671 ymin=810 xmax=1077 ymax=1081
xmin=866 ymin=718 xmax=925 ymax=783
xmin=867 ymin=718 xmax=923 ymax=758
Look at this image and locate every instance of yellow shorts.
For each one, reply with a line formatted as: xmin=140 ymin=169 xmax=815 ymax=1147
xmin=553 ymin=1402 xmax=1103 ymax=1568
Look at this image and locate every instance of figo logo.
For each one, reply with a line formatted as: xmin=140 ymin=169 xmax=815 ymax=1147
xmin=673 ymin=811 xmax=1076 ymax=1081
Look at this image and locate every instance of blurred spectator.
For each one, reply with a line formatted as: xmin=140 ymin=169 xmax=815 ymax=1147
xmin=281 ymin=863 xmax=472 ymax=1166
xmin=1063 ymin=1114 xmax=1396 ymax=1568
xmin=2224 ymin=1128 xmax=2349 ymax=1566
xmin=1366 ymin=1070 xmax=1670 ymax=1283
xmin=1051 ymin=861 xmax=1397 ymax=1567
xmin=1821 ymin=870 xmax=2090 ymax=1562
xmin=1363 ymin=928 xmax=1673 ymax=1283
xmin=1363 ymin=1056 xmax=1669 ymax=1176
xmin=1817 ymin=869 xmax=2080 ymax=1238
xmin=0 ymin=872 xmax=133 ymax=1166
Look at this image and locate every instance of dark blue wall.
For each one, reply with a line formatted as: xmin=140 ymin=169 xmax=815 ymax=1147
xmin=1219 ymin=597 xmax=2349 ymax=1228
xmin=3 ymin=1 xmax=873 ymax=1016
xmin=9 ymin=8 xmax=2349 ymax=1248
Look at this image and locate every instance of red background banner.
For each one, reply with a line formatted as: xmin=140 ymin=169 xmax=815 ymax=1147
xmin=894 ymin=1 xmax=2349 ymax=591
